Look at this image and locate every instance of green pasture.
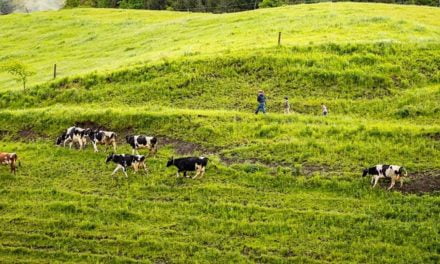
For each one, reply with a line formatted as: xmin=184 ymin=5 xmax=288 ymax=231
xmin=0 ymin=2 xmax=439 ymax=263
xmin=0 ymin=138 xmax=438 ymax=263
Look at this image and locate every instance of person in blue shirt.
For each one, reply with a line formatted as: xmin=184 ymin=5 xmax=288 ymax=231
xmin=255 ymin=90 xmax=266 ymax=114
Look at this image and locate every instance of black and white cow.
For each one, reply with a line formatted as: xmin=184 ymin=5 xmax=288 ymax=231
xmin=363 ymin=164 xmax=408 ymax=190
xmin=87 ymin=130 xmax=117 ymax=152
xmin=56 ymin=126 xmax=88 ymax=150
xmin=125 ymin=135 xmax=158 ymax=155
xmin=105 ymin=153 xmax=147 ymax=178
xmin=166 ymin=156 xmax=208 ymax=179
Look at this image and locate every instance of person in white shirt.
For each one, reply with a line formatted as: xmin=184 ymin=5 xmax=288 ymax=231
xmin=321 ymin=103 xmax=328 ymax=116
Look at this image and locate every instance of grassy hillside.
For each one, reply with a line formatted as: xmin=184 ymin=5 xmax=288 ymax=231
xmin=0 ymin=3 xmax=439 ymax=263
xmin=1 ymin=3 xmax=440 ymax=91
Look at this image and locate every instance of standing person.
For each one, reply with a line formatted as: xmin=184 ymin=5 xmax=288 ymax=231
xmin=255 ymin=90 xmax=266 ymax=114
xmin=321 ymin=103 xmax=328 ymax=116
xmin=284 ymin=97 xmax=290 ymax=114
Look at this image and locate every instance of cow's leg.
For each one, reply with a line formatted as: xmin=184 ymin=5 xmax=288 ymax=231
xmin=388 ymin=177 xmax=396 ymax=190
xmin=133 ymin=163 xmax=139 ymax=173
xmin=193 ymin=170 xmax=200 ymax=179
xmin=93 ymin=142 xmax=98 ymax=152
xmin=400 ymin=176 xmax=404 ymax=188
xmin=193 ymin=165 xmax=201 ymax=179
xmin=372 ymin=175 xmax=380 ymax=188
xmin=199 ymin=167 xmax=206 ymax=178
xmin=112 ymin=141 xmax=117 ymax=152
xmin=112 ymin=164 xmax=123 ymax=176
xmin=69 ymin=141 xmax=73 ymax=149
xmin=79 ymin=140 xmax=84 ymax=150
xmin=122 ymin=167 xmax=128 ymax=178
xmin=370 ymin=176 xmax=375 ymax=185
xmin=176 ymin=171 xmax=181 ymax=178
xmin=141 ymin=162 xmax=148 ymax=172
xmin=10 ymin=162 xmax=16 ymax=174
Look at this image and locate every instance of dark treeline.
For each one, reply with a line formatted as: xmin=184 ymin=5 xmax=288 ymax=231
xmin=65 ymin=0 xmax=440 ymax=13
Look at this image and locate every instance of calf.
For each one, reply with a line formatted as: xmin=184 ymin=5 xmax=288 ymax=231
xmin=363 ymin=164 xmax=407 ymax=190
xmin=126 ymin=135 xmax=158 ymax=155
xmin=0 ymin=152 xmax=19 ymax=174
xmin=56 ymin=126 xmax=87 ymax=150
xmin=87 ymin=130 xmax=117 ymax=152
xmin=106 ymin=153 xmax=147 ymax=178
xmin=166 ymin=156 xmax=208 ymax=179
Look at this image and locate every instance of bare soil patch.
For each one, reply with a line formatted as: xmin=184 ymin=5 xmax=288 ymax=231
xmin=401 ymin=171 xmax=440 ymax=194
xmin=375 ymin=170 xmax=440 ymax=194
xmin=159 ymin=137 xmax=215 ymax=155
xmin=302 ymin=164 xmax=332 ymax=176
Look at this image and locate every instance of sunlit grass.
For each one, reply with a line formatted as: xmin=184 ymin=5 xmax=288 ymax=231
xmin=1 ymin=3 xmax=440 ymax=91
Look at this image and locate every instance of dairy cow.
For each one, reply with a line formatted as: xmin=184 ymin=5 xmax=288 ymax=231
xmin=106 ymin=153 xmax=147 ymax=178
xmin=166 ymin=156 xmax=208 ymax=179
xmin=126 ymin=135 xmax=158 ymax=155
xmin=56 ymin=126 xmax=88 ymax=150
xmin=87 ymin=130 xmax=117 ymax=152
xmin=363 ymin=164 xmax=407 ymax=190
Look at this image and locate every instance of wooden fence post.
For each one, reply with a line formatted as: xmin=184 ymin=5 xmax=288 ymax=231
xmin=278 ymin=32 xmax=282 ymax=46
xmin=53 ymin=64 xmax=57 ymax=79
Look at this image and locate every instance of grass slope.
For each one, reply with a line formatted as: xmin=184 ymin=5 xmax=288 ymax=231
xmin=0 ymin=2 xmax=439 ymax=263
xmin=1 ymin=3 xmax=440 ymax=91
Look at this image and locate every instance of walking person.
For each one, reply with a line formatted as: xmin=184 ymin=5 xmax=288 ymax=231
xmin=284 ymin=97 xmax=290 ymax=114
xmin=321 ymin=103 xmax=328 ymax=116
xmin=255 ymin=90 xmax=267 ymax=114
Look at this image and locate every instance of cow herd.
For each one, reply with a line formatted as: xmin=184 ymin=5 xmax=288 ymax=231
xmin=53 ymin=126 xmax=208 ymax=179
xmin=1 ymin=125 xmax=409 ymax=190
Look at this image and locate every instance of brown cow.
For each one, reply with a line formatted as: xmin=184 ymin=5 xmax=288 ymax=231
xmin=0 ymin=152 xmax=19 ymax=174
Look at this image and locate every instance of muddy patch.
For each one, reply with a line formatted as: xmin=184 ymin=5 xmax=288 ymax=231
xmin=400 ymin=171 xmax=440 ymax=194
xmin=374 ymin=171 xmax=440 ymax=194
xmin=425 ymin=132 xmax=440 ymax=141
xmin=159 ymin=137 xmax=215 ymax=155
xmin=302 ymin=164 xmax=332 ymax=176
xmin=220 ymin=155 xmax=331 ymax=175
xmin=14 ymin=128 xmax=48 ymax=141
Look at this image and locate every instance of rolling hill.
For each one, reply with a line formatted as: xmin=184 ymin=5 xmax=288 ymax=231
xmin=0 ymin=3 xmax=439 ymax=263
xmin=1 ymin=3 xmax=440 ymax=91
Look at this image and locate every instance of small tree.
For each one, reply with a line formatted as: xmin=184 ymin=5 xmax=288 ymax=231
xmin=1 ymin=61 xmax=35 ymax=91
xmin=0 ymin=0 xmax=14 ymax=14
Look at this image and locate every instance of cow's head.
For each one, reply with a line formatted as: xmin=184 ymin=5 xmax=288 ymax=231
xmin=137 ymin=155 xmax=146 ymax=162
xmin=166 ymin=157 xmax=174 ymax=167
xmin=125 ymin=135 xmax=131 ymax=143
xmin=84 ymin=128 xmax=94 ymax=138
xmin=106 ymin=153 xmax=114 ymax=163
xmin=55 ymin=132 xmax=66 ymax=146
xmin=399 ymin=167 xmax=408 ymax=177
xmin=362 ymin=168 xmax=368 ymax=177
